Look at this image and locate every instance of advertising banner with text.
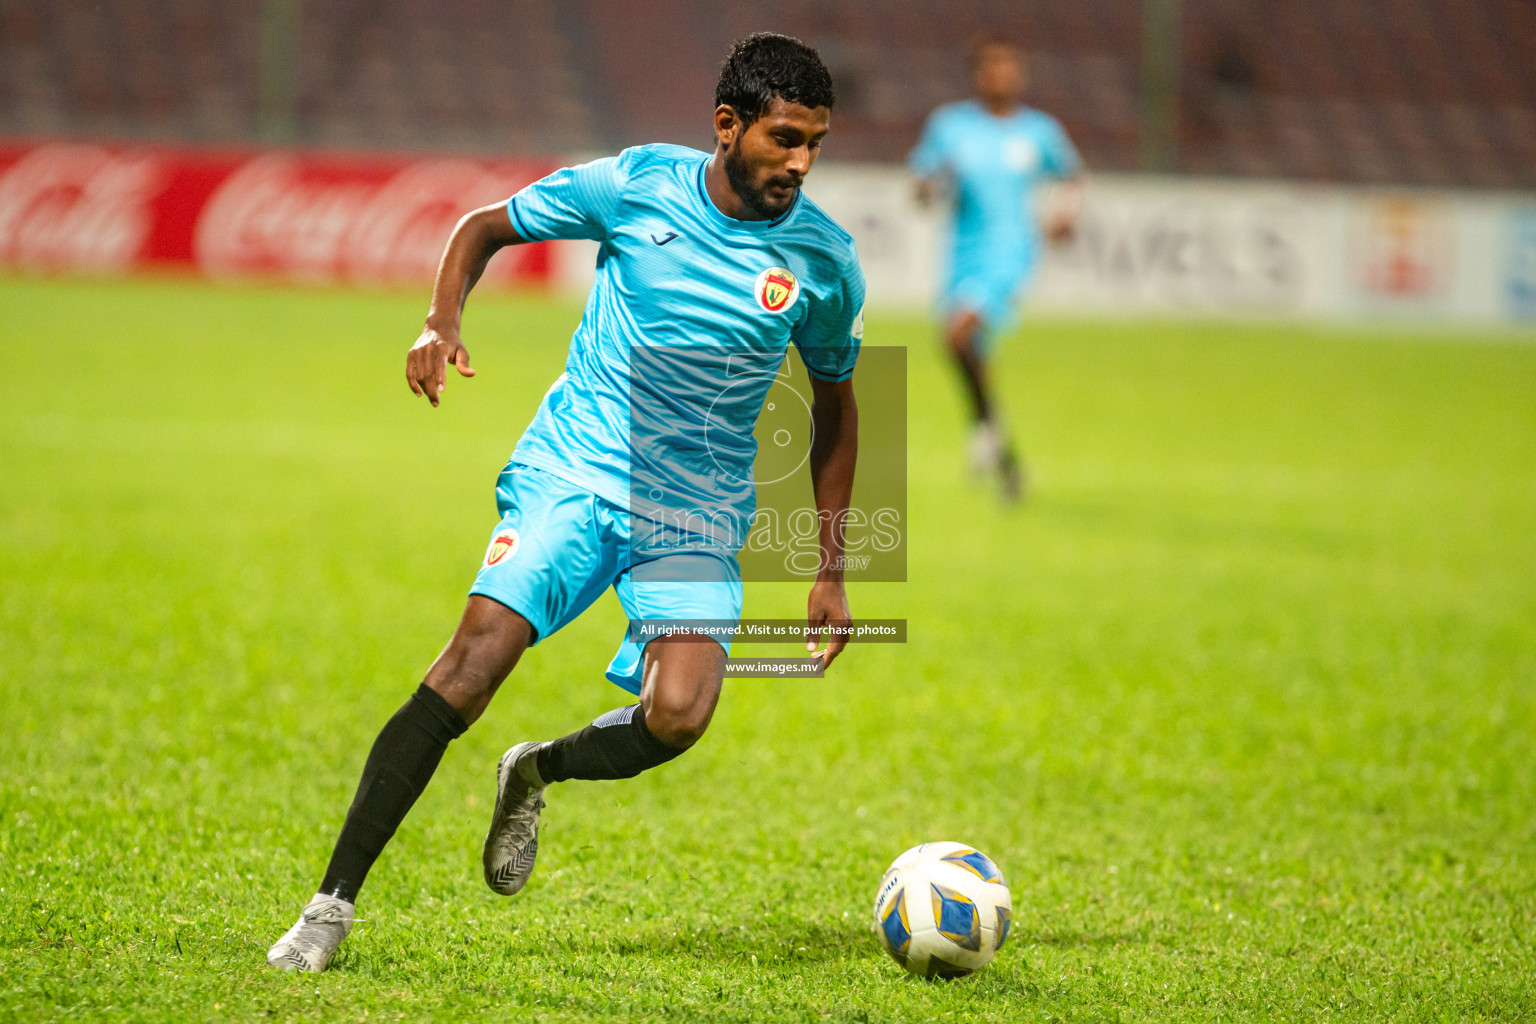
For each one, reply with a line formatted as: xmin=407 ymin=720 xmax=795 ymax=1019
xmin=0 ymin=140 xmax=555 ymax=287
xmin=5 ymin=141 xmax=1531 ymax=327
xmin=796 ymin=165 xmax=1536 ymax=327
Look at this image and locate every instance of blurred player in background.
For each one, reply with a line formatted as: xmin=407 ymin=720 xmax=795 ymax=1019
xmin=910 ymin=39 xmax=1084 ymax=501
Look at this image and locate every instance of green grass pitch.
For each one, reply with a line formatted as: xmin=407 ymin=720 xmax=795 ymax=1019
xmin=2 ymin=275 xmax=1534 ymax=1022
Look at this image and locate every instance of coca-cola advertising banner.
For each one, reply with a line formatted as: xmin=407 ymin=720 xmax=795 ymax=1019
xmin=0 ymin=141 xmax=556 ymax=286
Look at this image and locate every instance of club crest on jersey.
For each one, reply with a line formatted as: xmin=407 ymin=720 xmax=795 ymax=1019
xmin=485 ymin=530 xmax=519 ymax=566
xmin=754 ymin=267 xmax=800 ymax=313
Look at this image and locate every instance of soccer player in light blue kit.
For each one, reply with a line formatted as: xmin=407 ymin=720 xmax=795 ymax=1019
xmin=267 ymin=34 xmax=865 ymax=972
xmin=910 ymin=39 xmax=1084 ymax=500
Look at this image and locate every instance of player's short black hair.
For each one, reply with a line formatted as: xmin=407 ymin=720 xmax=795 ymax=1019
xmin=715 ymin=32 xmax=835 ymax=126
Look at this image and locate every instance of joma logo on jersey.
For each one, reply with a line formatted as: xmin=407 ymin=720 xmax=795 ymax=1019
xmin=485 ymin=530 xmax=520 ymax=566
xmin=754 ymin=267 xmax=800 ymax=313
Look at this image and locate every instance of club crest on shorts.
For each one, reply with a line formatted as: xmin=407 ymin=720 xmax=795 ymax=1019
xmin=485 ymin=530 xmax=519 ymax=566
xmin=755 ymin=267 xmax=800 ymax=313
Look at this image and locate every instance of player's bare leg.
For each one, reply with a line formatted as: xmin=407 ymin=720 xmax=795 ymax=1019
xmin=421 ymin=596 xmax=534 ymax=725
xmin=267 ymin=597 xmax=530 ymax=971
xmin=483 ymin=632 xmax=726 ymax=895
xmin=638 ymin=632 xmax=729 ymax=745
xmin=946 ymin=309 xmax=992 ymax=428
xmin=945 ymin=310 xmax=1024 ymax=501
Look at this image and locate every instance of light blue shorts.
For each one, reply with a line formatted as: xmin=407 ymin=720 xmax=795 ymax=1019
xmin=940 ymin=257 xmax=1037 ymax=354
xmin=468 ymin=463 xmax=742 ymax=695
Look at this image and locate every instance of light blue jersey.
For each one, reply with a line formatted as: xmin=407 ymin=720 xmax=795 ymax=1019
xmin=505 ymin=143 xmax=865 ymax=549
xmin=909 ymin=101 xmax=1080 ymax=337
xmin=469 ymin=145 xmax=863 ymax=691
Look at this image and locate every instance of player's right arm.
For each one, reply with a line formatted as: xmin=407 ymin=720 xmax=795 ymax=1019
xmin=407 ymin=206 xmax=526 ymax=407
xmin=908 ymin=108 xmax=951 ymax=207
xmin=408 ymin=153 xmax=628 ymax=407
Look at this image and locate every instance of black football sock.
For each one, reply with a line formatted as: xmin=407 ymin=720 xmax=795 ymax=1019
xmin=535 ymin=703 xmax=685 ymax=783
xmin=318 ymin=683 xmax=468 ymax=902
xmin=952 ymin=348 xmax=992 ymax=423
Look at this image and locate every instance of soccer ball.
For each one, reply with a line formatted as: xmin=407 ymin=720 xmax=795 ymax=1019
xmin=873 ymin=841 xmax=1012 ymax=979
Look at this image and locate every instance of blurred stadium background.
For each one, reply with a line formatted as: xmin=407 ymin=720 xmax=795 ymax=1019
xmin=3 ymin=0 xmax=1535 ymax=325
xmin=3 ymin=3 xmax=1534 ymax=1019
xmin=4 ymin=0 xmax=1536 ymax=184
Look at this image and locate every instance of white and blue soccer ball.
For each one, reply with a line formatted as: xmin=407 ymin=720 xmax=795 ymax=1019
xmin=873 ymin=841 xmax=1012 ymax=979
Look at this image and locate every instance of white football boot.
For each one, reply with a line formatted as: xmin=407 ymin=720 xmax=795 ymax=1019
xmin=482 ymin=741 xmax=547 ymax=895
xmin=266 ymin=894 xmax=354 ymax=972
xmin=969 ymin=421 xmax=1003 ymax=475
xmin=999 ymin=447 xmax=1027 ymax=503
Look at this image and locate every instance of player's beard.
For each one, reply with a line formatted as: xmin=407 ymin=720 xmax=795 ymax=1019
xmin=724 ymin=142 xmax=798 ymax=220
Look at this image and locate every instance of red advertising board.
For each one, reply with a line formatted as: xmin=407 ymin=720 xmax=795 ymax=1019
xmin=0 ymin=141 xmax=556 ymax=286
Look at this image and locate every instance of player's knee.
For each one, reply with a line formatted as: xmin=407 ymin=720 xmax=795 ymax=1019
xmin=643 ymin=692 xmax=712 ymax=750
xmin=425 ymin=633 xmax=527 ymax=726
xmin=424 ymin=599 xmax=533 ymax=721
xmin=428 ymin=637 xmax=501 ymax=703
xmin=945 ymin=319 xmax=979 ymax=358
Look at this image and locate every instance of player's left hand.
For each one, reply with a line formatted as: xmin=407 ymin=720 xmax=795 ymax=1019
xmin=805 ymin=579 xmax=852 ymax=670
